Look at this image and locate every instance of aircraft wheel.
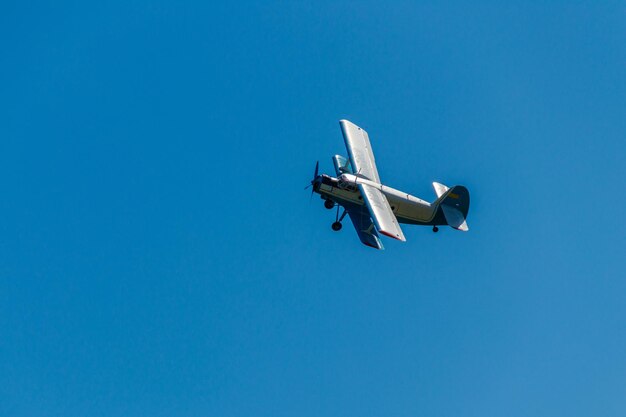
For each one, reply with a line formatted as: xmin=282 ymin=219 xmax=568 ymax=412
xmin=332 ymin=222 xmax=342 ymax=231
xmin=324 ymin=199 xmax=335 ymax=209
xmin=433 ymin=226 xmax=439 ymax=233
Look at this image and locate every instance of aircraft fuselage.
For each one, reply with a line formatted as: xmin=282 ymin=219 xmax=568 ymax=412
xmin=314 ymin=173 xmax=445 ymax=225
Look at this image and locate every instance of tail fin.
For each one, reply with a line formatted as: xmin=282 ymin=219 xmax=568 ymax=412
xmin=432 ymin=182 xmax=470 ymax=231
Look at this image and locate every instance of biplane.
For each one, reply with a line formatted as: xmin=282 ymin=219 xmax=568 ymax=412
xmin=307 ymin=120 xmax=470 ymax=250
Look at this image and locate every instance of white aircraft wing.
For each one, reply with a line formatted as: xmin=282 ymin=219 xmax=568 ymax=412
xmin=339 ymin=120 xmax=381 ymax=183
xmin=342 ymin=201 xmax=385 ymax=250
xmin=357 ymin=183 xmax=406 ymax=242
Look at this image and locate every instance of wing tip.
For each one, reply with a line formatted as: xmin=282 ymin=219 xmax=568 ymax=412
xmin=364 ymin=242 xmax=384 ymax=250
xmin=339 ymin=119 xmax=357 ymax=128
xmin=379 ymin=230 xmax=407 ymax=242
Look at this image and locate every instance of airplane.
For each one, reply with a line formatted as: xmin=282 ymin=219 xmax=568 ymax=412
xmin=306 ymin=119 xmax=470 ymax=250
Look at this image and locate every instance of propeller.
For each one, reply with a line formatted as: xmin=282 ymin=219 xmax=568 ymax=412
xmin=304 ymin=161 xmax=320 ymax=201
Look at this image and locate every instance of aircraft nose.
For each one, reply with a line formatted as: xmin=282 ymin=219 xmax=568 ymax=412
xmin=312 ymin=175 xmax=324 ymax=191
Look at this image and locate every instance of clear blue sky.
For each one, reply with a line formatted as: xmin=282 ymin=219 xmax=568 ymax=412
xmin=1 ymin=2 xmax=625 ymax=416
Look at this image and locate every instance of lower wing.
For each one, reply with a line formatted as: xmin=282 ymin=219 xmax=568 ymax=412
xmin=343 ymin=202 xmax=385 ymax=250
xmin=358 ymin=183 xmax=406 ymax=242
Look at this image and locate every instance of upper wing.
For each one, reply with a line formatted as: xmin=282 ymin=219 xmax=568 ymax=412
xmin=332 ymin=154 xmax=354 ymax=176
xmin=339 ymin=120 xmax=381 ymax=183
xmin=357 ymin=183 xmax=406 ymax=242
xmin=343 ymin=202 xmax=384 ymax=250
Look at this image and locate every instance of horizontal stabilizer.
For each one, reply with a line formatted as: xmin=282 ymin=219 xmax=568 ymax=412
xmin=432 ymin=182 xmax=449 ymax=198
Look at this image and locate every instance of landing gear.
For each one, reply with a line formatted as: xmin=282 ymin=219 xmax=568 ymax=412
xmin=324 ymin=199 xmax=335 ymax=209
xmin=433 ymin=226 xmax=439 ymax=233
xmin=331 ymin=206 xmax=347 ymax=232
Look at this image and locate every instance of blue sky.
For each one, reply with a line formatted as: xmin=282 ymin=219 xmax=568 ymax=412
xmin=1 ymin=2 xmax=625 ymax=416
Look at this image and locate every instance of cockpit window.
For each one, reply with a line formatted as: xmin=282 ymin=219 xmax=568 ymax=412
xmin=338 ymin=180 xmax=357 ymax=192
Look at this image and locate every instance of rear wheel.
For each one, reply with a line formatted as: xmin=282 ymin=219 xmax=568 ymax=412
xmin=433 ymin=226 xmax=439 ymax=233
xmin=332 ymin=222 xmax=342 ymax=231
